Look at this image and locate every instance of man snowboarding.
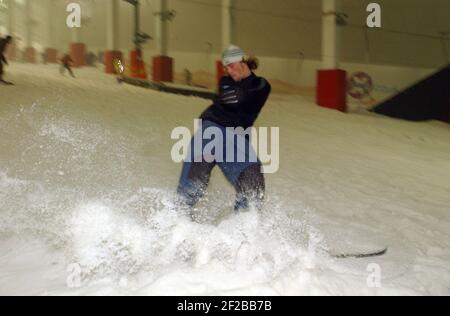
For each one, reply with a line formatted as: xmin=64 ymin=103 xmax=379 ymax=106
xmin=60 ymin=53 xmax=76 ymax=78
xmin=0 ymin=35 xmax=13 ymax=85
xmin=177 ymin=45 xmax=271 ymax=215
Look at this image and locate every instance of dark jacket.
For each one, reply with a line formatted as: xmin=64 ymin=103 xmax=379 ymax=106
xmin=0 ymin=38 xmax=9 ymax=64
xmin=200 ymin=73 xmax=271 ymax=129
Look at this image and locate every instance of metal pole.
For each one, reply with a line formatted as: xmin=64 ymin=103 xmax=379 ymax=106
xmin=123 ymin=0 xmax=150 ymax=51
xmin=135 ymin=0 xmax=139 ymax=50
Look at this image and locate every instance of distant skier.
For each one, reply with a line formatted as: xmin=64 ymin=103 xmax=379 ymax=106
xmin=177 ymin=45 xmax=271 ymax=215
xmin=60 ymin=54 xmax=76 ymax=78
xmin=0 ymin=35 xmax=13 ymax=85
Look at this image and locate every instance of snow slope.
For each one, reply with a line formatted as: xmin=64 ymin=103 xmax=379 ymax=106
xmin=0 ymin=63 xmax=449 ymax=295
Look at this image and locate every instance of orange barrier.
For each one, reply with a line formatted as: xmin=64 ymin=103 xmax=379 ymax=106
xmin=24 ymin=47 xmax=36 ymax=64
xmin=70 ymin=43 xmax=86 ymax=68
xmin=6 ymin=42 xmax=16 ymax=61
xmin=316 ymin=69 xmax=347 ymax=112
xmin=104 ymin=50 xmax=123 ymax=74
xmin=45 ymin=48 xmax=58 ymax=64
xmin=152 ymin=56 xmax=173 ymax=82
xmin=130 ymin=49 xmax=147 ymax=79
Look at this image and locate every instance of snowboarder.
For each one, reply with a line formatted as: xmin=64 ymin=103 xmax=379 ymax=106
xmin=177 ymin=45 xmax=271 ymax=215
xmin=0 ymin=35 xmax=13 ymax=85
xmin=60 ymin=54 xmax=76 ymax=78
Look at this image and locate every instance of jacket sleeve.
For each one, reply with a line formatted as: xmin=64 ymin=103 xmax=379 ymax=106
xmin=244 ymin=78 xmax=271 ymax=113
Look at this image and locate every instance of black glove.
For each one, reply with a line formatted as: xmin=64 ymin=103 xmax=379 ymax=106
xmin=219 ymin=85 xmax=246 ymax=109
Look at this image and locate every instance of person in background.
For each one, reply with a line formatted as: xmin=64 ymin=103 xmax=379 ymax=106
xmin=60 ymin=53 xmax=76 ymax=78
xmin=0 ymin=35 xmax=13 ymax=85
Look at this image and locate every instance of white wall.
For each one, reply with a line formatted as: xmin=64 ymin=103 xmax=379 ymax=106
xmin=1 ymin=0 xmax=448 ymax=100
xmin=4 ymin=0 xmax=447 ymax=66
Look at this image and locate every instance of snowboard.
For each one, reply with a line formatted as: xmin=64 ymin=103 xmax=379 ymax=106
xmin=329 ymin=246 xmax=388 ymax=259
